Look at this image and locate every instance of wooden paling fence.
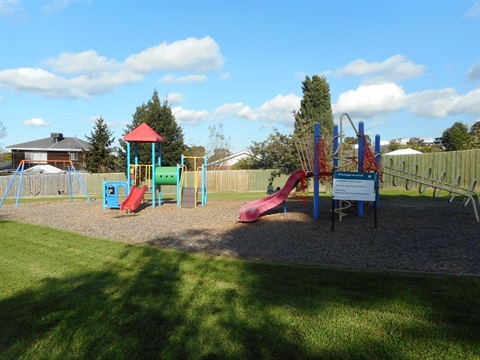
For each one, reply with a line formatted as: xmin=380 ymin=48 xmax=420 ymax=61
xmin=0 ymin=170 xmax=299 ymax=198
xmin=380 ymin=149 xmax=480 ymax=190
xmin=0 ymin=150 xmax=479 ymax=199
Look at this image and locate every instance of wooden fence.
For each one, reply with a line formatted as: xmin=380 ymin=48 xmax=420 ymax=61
xmin=0 ymin=169 xmax=299 ymax=199
xmin=1 ymin=149 xmax=479 ymax=199
xmin=380 ymin=149 xmax=480 ymax=190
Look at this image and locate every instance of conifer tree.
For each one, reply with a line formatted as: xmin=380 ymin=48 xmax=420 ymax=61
xmin=470 ymin=121 xmax=480 ymax=149
xmin=293 ymin=75 xmax=334 ymax=139
xmin=120 ymin=90 xmax=185 ymax=166
xmin=85 ymin=117 xmax=120 ymax=173
xmin=442 ymin=122 xmax=472 ymax=151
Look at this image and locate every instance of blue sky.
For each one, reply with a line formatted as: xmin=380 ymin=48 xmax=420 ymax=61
xmin=1 ymin=0 xmax=479 ymax=154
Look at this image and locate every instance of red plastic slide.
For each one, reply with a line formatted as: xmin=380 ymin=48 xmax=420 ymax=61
xmin=238 ymin=169 xmax=306 ymax=222
xmin=120 ymin=185 xmax=148 ymax=212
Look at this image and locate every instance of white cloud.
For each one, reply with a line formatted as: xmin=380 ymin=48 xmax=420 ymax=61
xmin=451 ymin=89 xmax=480 ymax=116
xmin=23 ymin=118 xmax=51 ymax=127
xmin=106 ymin=120 xmax=128 ymax=129
xmin=294 ymin=71 xmax=308 ymax=80
xmin=0 ymin=36 xmax=224 ymax=99
xmin=333 ymin=83 xmax=406 ymax=118
xmin=0 ymin=67 xmax=142 ymax=98
xmin=214 ymin=93 xmax=301 ymax=125
xmin=160 ymin=74 xmax=207 ymax=84
xmin=165 ymin=92 xmax=184 ymax=104
xmin=0 ymin=0 xmax=24 ymax=15
xmin=335 ymin=54 xmax=426 ymax=83
xmin=0 ymin=0 xmax=28 ymax=22
xmin=84 ymin=116 xmax=98 ymax=123
xmin=468 ymin=62 xmax=480 ymax=80
xmin=43 ymin=50 xmax=119 ymax=74
xmin=257 ymin=94 xmax=301 ymax=124
xmin=405 ymin=88 xmax=480 ymax=118
xmin=219 ymin=72 xmax=231 ymax=80
xmin=42 ymin=0 xmax=90 ymax=14
xmin=1 ymin=67 xmax=88 ymax=98
xmin=172 ymin=106 xmax=209 ymax=125
xmin=125 ymin=36 xmax=224 ymax=74
xmin=333 ymin=82 xmax=480 ymax=120
xmin=464 ymin=2 xmax=480 ymax=18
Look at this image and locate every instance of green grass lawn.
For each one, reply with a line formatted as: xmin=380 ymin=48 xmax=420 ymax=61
xmin=1 ymin=220 xmax=479 ymax=359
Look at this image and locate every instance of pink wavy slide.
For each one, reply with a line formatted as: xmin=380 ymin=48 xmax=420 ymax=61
xmin=120 ymin=185 xmax=148 ymax=211
xmin=238 ymin=169 xmax=306 ymax=222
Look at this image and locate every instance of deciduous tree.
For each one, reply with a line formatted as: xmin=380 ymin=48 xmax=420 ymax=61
xmin=247 ymin=129 xmax=298 ymax=184
xmin=0 ymin=119 xmax=6 ymax=152
xmin=206 ymin=123 xmax=232 ymax=169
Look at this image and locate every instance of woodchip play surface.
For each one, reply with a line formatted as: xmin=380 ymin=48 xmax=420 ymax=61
xmin=1 ymin=197 xmax=479 ymax=275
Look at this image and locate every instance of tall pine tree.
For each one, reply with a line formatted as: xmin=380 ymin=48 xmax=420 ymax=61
xmin=85 ymin=117 xmax=120 ymax=173
xmin=293 ymin=75 xmax=334 ymax=138
xmin=120 ymin=90 xmax=185 ymax=166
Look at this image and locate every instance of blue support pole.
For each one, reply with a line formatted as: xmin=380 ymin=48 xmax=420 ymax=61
xmin=333 ymin=125 xmax=339 ymax=169
xmin=203 ymin=156 xmax=208 ymax=205
xmin=375 ymin=134 xmax=381 ymax=208
xmin=102 ymin=178 xmax=107 ymax=210
xmin=333 ymin=124 xmax=339 ymax=211
xmin=358 ymin=121 xmax=365 ymax=217
xmin=15 ymin=162 xmax=26 ymax=208
xmin=151 ymin=142 xmax=156 ymax=208
xmin=313 ymin=123 xmax=320 ymax=219
xmin=71 ymin=164 xmax=91 ymax=202
xmin=0 ymin=162 xmax=23 ymax=207
xmin=126 ymin=142 xmax=131 ymax=193
xmin=313 ymin=122 xmax=320 ymax=220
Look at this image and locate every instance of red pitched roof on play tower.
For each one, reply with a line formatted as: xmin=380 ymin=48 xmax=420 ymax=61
xmin=124 ymin=123 xmax=164 ymax=143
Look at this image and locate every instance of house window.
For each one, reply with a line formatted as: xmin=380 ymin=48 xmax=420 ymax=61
xmin=25 ymin=152 xmax=47 ymax=162
xmin=70 ymin=152 xmax=78 ymax=161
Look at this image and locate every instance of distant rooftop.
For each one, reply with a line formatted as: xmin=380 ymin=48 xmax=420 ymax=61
xmin=7 ymin=133 xmax=90 ymax=152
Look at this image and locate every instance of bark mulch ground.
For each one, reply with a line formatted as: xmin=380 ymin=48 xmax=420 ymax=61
xmin=1 ymin=196 xmax=479 ymax=275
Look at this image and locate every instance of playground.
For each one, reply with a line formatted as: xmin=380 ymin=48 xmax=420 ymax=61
xmin=1 ymin=117 xmax=479 ymax=275
xmin=1 ymin=194 xmax=479 ymax=275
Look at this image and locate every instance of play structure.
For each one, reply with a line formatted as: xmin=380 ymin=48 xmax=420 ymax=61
xmin=0 ymin=160 xmax=91 ymax=208
xmin=239 ymin=115 xmax=382 ymax=223
xmin=239 ymin=113 xmax=479 ymax=223
xmin=103 ymin=123 xmax=208 ymax=211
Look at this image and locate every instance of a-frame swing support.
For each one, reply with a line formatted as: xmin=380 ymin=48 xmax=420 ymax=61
xmin=0 ymin=160 xmax=91 ymax=208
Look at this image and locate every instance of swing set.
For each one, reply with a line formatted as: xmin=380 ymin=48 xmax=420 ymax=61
xmin=0 ymin=160 xmax=91 ymax=208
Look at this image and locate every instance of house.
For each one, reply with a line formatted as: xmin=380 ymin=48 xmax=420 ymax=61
xmin=207 ymin=150 xmax=253 ymax=169
xmin=6 ymin=133 xmax=90 ymax=170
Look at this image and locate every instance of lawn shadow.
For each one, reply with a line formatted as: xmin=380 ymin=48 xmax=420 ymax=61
xmin=1 ymin=199 xmax=480 ymax=358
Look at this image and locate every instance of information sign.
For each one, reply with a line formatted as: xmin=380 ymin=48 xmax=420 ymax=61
xmin=332 ymin=171 xmax=377 ymax=201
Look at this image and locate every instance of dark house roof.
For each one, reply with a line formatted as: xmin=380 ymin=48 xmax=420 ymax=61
xmin=6 ymin=133 xmax=90 ymax=152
